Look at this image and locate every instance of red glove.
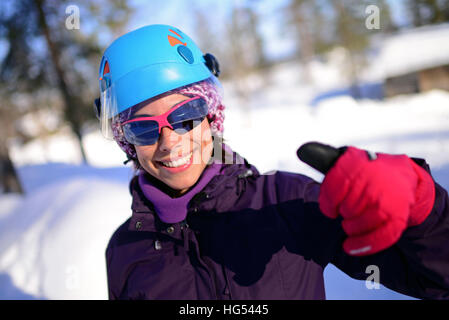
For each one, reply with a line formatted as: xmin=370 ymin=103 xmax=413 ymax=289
xmin=319 ymin=146 xmax=435 ymax=256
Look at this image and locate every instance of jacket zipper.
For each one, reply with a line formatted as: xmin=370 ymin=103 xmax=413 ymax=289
xmin=181 ymin=218 xmax=219 ymax=299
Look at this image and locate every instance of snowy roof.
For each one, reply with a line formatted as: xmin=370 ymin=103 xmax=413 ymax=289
xmin=373 ymin=23 xmax=449 ymax=78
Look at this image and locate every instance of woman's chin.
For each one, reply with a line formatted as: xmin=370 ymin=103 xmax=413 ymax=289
xmin=157 ymin=158 xmax=206 ymax=188
xmin=163 ymin=175 xmax=199 ymax=194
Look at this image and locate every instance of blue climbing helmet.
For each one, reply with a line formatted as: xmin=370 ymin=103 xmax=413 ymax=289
xmin=96 ymin=24 xmax=221 ymax=138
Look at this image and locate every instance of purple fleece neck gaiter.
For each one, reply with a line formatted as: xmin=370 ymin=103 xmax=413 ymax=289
xmin=138 ymin=161 xmax=223 ymax=224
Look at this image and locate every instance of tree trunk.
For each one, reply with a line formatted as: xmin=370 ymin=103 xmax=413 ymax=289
xmin=411 ymin=1 xmax=424 ymax=27
xmin=72 ymin=124 xmax=88 ymax=163
xmin=290 ymin=0 xmax=314 ymax=81
xmin=0 ymin=140 xmax=23 ymax=194
xmin=33 ymin=0 xmax=88 ymax=163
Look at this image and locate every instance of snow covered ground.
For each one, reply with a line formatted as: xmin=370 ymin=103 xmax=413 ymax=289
xmin=1 ymin=85 xmax=449 ymax=300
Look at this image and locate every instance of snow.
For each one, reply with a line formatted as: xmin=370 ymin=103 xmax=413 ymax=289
xmin=0 ymin=166 xmax=134 ymax=299
xmin=2 ymin=60 xmax=449 ymax=299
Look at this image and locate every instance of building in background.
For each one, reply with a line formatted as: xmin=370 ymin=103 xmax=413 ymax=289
xmin=381 ymin=23 xmax=449 ymax=97
xmin=311 ymin=22 xmax=449 ymax=104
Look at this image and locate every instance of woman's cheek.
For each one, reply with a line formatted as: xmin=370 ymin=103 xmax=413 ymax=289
xmin=135 ymin=146 xmax=156 ymax=170
xmin=198 ymin=121 xmax=213 ymax=164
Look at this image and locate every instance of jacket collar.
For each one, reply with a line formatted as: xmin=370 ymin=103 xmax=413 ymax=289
xmin=127 ymin=146 xmax=259 ymax=233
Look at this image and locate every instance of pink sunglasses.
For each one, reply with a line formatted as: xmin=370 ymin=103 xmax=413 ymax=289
xmin=121 ymin=96 xmax=209 ymax=146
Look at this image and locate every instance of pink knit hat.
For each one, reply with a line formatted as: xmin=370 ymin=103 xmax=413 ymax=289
xmin=111 ymin=77 xmax=225 ymax=160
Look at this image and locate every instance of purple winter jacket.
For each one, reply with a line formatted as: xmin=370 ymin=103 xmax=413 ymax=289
xmin=105 ymin=148 xmax=449 ymax=300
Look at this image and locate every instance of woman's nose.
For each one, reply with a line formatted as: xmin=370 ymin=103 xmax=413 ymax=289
xmin=158 ymin=126 xmax=182 ymax=152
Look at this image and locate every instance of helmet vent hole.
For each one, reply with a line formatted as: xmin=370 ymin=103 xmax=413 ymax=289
xmin=177 ymin=45 xmax=194 ymax=64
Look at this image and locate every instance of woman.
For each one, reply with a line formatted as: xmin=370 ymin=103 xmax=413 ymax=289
xmin=99 ymin=24 xmax=449 ymax=299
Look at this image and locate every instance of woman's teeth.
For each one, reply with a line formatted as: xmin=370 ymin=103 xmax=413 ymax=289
xmin=160 ymin=152 xmax=192 ymax=168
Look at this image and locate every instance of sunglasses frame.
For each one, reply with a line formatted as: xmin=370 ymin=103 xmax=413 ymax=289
xmin=121 ymin=96 xmax=208 ymax=145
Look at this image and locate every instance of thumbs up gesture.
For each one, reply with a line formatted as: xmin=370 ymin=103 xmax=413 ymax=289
xmin=297 ymin=142 xmax=435 ymax=256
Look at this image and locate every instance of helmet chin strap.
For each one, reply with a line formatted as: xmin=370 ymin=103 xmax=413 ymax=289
xmin=123 ymin=154 xmax=136 ymax=165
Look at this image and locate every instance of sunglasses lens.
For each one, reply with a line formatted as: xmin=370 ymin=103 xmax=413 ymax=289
xmin=171 ymin=117 xmax=205 ymax=134
xmin=122 ymin=120 xmax=159 ymax=146
xmin=168 ymin=98 xmax=208 ymax=132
